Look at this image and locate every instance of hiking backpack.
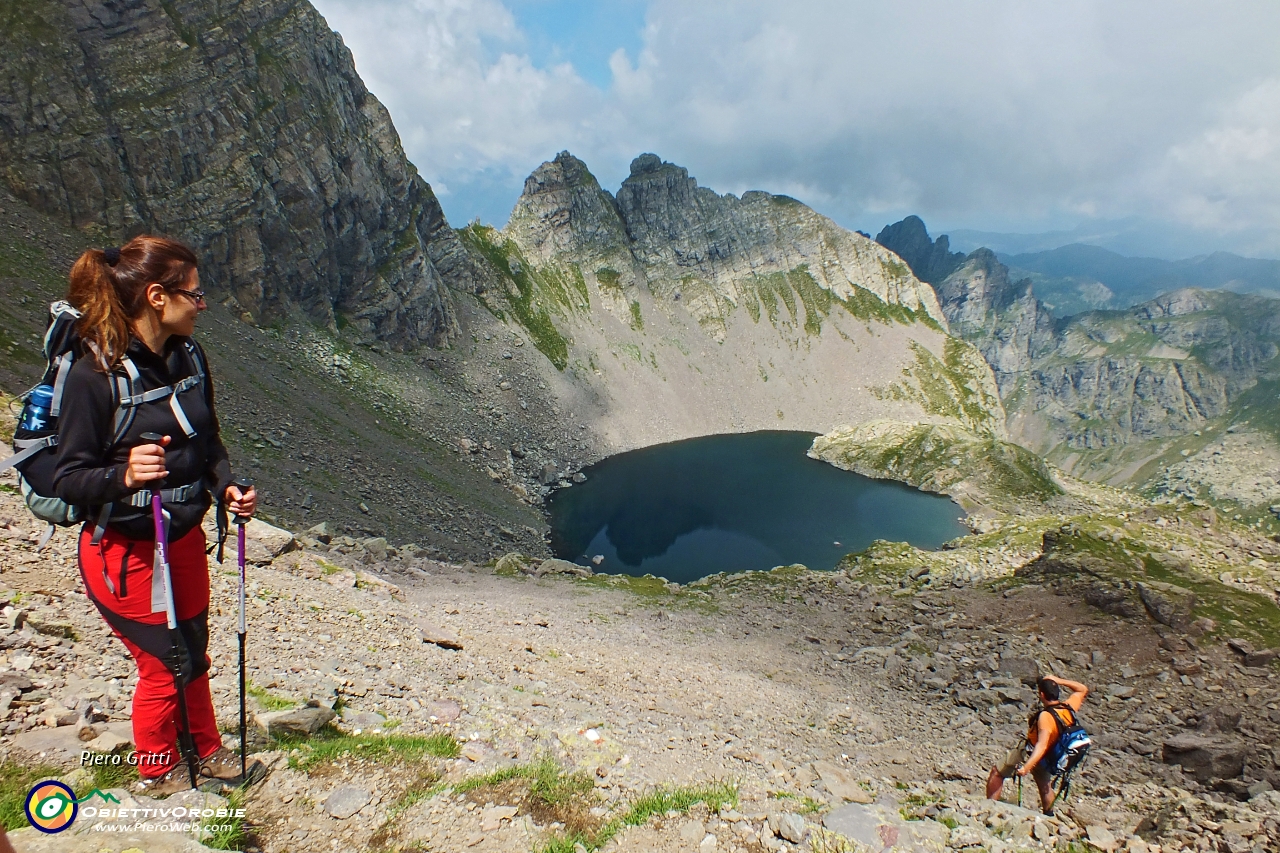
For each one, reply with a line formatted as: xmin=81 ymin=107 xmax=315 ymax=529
xmin=1044 ymin=703 xmax=1092 ymax=790
xmin=1 ymin=301 xmax=208 ymax=548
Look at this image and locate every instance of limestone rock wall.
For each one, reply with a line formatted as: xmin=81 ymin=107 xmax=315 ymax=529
xmin=0 ymin=0 xmax=468 ymax=346
xmin=504 ymin=152 xmax=947 ymax=331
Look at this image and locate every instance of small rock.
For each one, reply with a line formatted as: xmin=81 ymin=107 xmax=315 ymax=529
xmin=24 ymin=612 xmax=75 ymax=639
xmin=84 ymin=730 xmax=131 ymax=753
xmin=813 ymin=760 xmax=873 ymax=803
xmin=535 ymin=558 xmax=592 ymax=578
xmin=1227 ymin=638 xmax=1255 ymax=657
xmin=415 ymin=620 xmax=464 ymax=650
xmin=481 ymin=805 xmax=518 ymax=831
xmin=324 ymin=785 xmax=371 ymax=819
xmin=361 ymin=537 xmax=388 ymax=561
xmin=426 ymin=699 xmax=462 ymax=722
xmin=1086 ymin=825 xmax=1118 ymax=852
xmin=1137 ymin=581 xmax=1196 ymax=629
xmin=680 ymin=819 xmax=705 ymax=842
xmin=256 ymin=704 xmax=335 ymax=738
xmin=306 ymin=522 xmax=332 ymax=545
xmin=341 ymin=710 xmax=387 ymax=730
xmin=461 ymin=740 xmax=490 ymax=762
xmin=774 ymin=813 xmax=807 ymax=843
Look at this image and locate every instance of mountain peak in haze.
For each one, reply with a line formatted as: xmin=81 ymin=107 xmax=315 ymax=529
xmin=875 ymin=216 xmax=966 ymax=285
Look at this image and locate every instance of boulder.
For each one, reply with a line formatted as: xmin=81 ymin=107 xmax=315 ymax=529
xmin=361 ymin=537 xmax=388 ymax=561
xmin=495 ymin=552 xmax=533 ymax=575
xmin=1137 ymin=582 xmax=1196 ymax=629
xmin=997 ymin=653 xmax=1040 ymax=687
xmin=823 ymin=802 xmax=951 ymax=851
xmin=1244 ymin=648 xmax=1279 ymax=668
xmin=204 ymin=516 xmax=296 ymax=564
xmin=1197 ymin=704 xmax=1242 ymax=734
xmin=535 ymin=558 xmax=593 ymax=578
xmin=1162 ymin=734 xmax=1245 ymax=781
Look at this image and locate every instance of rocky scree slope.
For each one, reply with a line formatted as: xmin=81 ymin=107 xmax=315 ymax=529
xmin=459 ymin=152 xmax=1005 ymax=452
xmin=879 ymin=219 xmax=1280 ymax=512
xmin=4 ymin=475 xmax=1280 ymax=852
xmin=0 ymin=0 xmax=476 ymax=346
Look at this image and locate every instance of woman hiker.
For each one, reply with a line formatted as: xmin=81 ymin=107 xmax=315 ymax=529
xmin=53 ymin=236 xmax=260 ymax=796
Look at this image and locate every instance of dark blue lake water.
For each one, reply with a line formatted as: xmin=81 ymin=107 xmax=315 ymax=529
xmin=547 ymin=431 xmax=967 ymax=584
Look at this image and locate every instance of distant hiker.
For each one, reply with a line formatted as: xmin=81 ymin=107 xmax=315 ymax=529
xmin=51 ymin=237 xmax=260 ymax=796
xmin=986 ymin=674 xmax=1090 ymax=814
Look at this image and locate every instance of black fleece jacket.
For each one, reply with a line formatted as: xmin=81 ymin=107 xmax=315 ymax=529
xmin=53 ymin=336 xmax=233 ymax=541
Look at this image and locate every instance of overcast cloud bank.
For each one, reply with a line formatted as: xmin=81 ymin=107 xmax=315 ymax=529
xmin=311 ymin=0 xmax=1280 ymax=259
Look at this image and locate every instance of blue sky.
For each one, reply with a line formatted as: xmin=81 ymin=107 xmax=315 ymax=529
xmin=505 ymin=0 xmax=646 ymax=90
xmin=312 ymin=1 xmax=1280 ymax=259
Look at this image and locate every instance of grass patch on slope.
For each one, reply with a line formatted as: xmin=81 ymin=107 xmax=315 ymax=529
xmin=459 ymin=224 xmax=587 ymax=369
xmin=277 ymin=724 xmax=460 ymax=771
xmin=811 ymin=420 xmax=1061 ymax=512
xmin=0 ymin=760 xmax=63 ymax=830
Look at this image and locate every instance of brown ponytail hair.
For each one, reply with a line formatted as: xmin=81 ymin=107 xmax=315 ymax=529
xmin=67 ymin=235 xmax=199 ymax=370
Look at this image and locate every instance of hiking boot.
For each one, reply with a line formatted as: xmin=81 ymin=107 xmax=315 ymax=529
xmin=199 ymin=746 xmax=267 ymax=787
xmin=132 ymin=763 xmax=197 ymax=797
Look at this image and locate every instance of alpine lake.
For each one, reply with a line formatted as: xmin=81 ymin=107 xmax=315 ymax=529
xmin=547 ymin=431 xmax=968 ymax=585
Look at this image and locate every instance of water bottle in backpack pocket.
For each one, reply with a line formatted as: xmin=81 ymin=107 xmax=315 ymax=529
xmin=1 ymin=304 xmax=88 ymax=535
xmin=18 ymin=385 xmax=54 ymax=432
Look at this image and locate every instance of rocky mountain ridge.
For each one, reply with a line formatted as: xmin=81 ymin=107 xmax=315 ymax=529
xmin=458 ymin=152 xmax=1005 ymax=453
xmin=879 ymin=219 xmax=1280 ymax=510
xmin=0 ymin=0 xmax=473 ymax=346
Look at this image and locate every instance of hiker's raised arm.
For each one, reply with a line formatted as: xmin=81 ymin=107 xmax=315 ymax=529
xmin=1049 ymin=675 xmax=1088 ymax=699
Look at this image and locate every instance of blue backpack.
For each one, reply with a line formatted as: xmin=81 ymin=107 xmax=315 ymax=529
xmin=1044 ymin=703 xmax=1092 ymax=781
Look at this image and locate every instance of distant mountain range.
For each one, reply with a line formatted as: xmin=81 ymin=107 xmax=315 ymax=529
xmin=1000 ymin=245 xmax=1280 ymax=317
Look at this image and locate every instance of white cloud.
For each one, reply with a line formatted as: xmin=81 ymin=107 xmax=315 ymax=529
xmin=312 ymin=0 xmax=1280 ymax=256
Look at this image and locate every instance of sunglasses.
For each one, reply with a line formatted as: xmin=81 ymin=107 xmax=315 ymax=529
xmin=170 ymin=287 xmax=207 ymax=304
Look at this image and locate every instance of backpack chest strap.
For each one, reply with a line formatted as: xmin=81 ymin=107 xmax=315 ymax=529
xmin=114 ymin=359 xmax=203 ymax=439
xmin=124 ymin=478 xmax=207 ymax=509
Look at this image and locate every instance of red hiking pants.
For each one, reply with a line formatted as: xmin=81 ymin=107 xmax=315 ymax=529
xmin=78 ymin=525 xmax=222 ymax=778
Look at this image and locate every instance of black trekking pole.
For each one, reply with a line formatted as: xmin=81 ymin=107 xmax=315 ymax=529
xmin=233 ymin=478 xmax=253 ymax=781
xmin=141 ymin=432 xmax=201 ymax=790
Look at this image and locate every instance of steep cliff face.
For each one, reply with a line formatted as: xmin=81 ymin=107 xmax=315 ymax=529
xmin=0 ymin=0 xmax=469 ymax=346
xmin=934 ymin=249 xmax=1058 ymax=399
xmin=461 ymin=153 xmax=1003 ymax=451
